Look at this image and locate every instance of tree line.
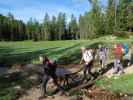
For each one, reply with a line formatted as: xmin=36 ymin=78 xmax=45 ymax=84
xmin=0 ymin=0 xmax=132 ymax=41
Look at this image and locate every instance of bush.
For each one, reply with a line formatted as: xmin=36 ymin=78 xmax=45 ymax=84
xmin=114 ymin=31 xmax=130 ymax=39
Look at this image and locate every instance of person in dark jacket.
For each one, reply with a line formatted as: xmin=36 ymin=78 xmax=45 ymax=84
xmin=129 ymin=42 xmax=133 ymax=65
xmin=39 ymin=56 xmax=66 ymax=99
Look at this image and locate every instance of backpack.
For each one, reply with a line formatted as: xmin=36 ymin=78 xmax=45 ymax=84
xmin=86 ymin=50 xmax=93 ymax=62
xmin=99 ymin=48 xmax=106 ymax=59
xmin=43 ymin=59 xmax=56 ymax=74
xmin=123 ymin=43 xmax=129 ymax=55
xmin=114 ymin=44 xmax=123 ymax=59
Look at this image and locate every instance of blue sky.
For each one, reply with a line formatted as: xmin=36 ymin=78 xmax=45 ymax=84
xmin=0 ymin=0 xmax=107 ymax=23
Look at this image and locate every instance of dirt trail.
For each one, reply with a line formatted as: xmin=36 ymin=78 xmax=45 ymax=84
xmin=19 ymin=86 xmax=90 ymax=100
xmin=19 ymin=64 xmax=86 ymax=100
xmin=19 ymin=87 xmax=72 ymax=100
xmin=19 ymin=65 xmax=133 ymax=100
xmin=104 ymin=65 xmax=133 ymax=77
xmin=124 ymin=65 xmax=133 ymax=74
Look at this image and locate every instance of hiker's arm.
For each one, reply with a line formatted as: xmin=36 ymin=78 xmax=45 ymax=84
xmin=122 ymin=48 xmax=125 ymax=55
xmin=80 ymin=57 xmax=83 ymax=64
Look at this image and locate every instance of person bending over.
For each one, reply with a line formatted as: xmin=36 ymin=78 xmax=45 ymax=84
xmin=39 ymin=56 xmax=66 ymax=99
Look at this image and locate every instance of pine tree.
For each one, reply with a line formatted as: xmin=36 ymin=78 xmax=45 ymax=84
xmin=118 ymin=0 xmax=133 ymax=32
xmin=127 ymin=2 xmax=133 ymax=32
xmin=105 ymin=0 xmax=116 ymax=34
xmin=50 ymin=16 xmax=57 ymax=40
xmin=57 ymin=13 xmax=66 ymax=40
xmin=42 ymin=13 xmax=51 ymax=40
xmin=68 ymin=14 xmax=78 ymax=39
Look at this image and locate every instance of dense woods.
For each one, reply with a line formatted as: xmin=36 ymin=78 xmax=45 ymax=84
xmin=0 ymin=0 xmax=132 ymax=41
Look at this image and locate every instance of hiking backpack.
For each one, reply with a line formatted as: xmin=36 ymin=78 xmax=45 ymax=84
xmin=114 ymin=43 xmax=123 ymax=59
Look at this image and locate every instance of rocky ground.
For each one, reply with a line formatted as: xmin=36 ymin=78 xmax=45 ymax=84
xmin=18 ymin=64 xmax=133 ymax=100
xmin=104 ymin=65 xmax=133 ymax=78
xmin=1 ymin=64 xmax=133 ymax=100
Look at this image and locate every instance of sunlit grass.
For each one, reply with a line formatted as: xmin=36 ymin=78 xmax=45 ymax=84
xmin=96 ymin=74 xmax=133 ymax=93
xmin=0 ymin=36 xmax=133 ymax=65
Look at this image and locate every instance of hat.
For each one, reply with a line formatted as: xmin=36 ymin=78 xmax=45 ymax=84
xmin=81 ymin=47 xmax=86 ymax=50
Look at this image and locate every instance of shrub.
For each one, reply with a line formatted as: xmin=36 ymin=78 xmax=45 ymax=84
xmin=114 ymin=31 xmax=130 ymax=39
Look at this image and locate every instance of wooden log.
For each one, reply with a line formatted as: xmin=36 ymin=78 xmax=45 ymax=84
xmin=68 ymin=81 xmax=94 ymax=95
xmin=68 ymin=76 xmax=102 ymax=95
xmin=65 ymin=67 xmax=83 ymax=76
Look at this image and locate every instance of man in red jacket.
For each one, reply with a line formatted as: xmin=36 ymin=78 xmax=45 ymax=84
xmin=113 ymin=43 xmax=124 ymax=74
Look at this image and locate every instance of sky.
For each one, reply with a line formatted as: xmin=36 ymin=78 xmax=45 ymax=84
xmin=0 ymin=0 xmax=108 ymax=23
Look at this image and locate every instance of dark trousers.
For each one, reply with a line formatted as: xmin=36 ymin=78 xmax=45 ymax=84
xmin=41 ymin=73 xmax=64 ymax=96
xmin=83 ymin=61 xmax=93 ymax=79
xmin=130 ymin=54 xmax=133 ymax=65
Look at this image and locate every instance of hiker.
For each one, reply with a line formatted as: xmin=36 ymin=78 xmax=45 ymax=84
xmin=123 ymin=43 xmax=129 ymax=56
xmin=129 ymin=42 xmax=133 ymax=65
xmin=123 ymin=43 xmax=130 ymax=66
xmin=104 ymin=47 xmax=109 ymax=61
xmin=39 ymin=56 xmax=66 ymax=99
xmin=80 ymin=47 xmax=94 ymax=80
xmin=113 ymin=43 xmax=124 ymax=74
xmin=98 ymin=46 xmax=107 ymax=68
xmin=97 ymin=45 xmax=102 ymax=64
xmin=97 ymin=44 xmax=109 ymax=68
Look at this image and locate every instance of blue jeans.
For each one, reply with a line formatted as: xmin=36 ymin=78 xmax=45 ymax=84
xmin=114 ymin=58 xmax=124 ymax=74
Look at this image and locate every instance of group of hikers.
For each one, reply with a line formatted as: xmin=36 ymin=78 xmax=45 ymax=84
xmin=39 ymin=42 xmax=133 ymax=99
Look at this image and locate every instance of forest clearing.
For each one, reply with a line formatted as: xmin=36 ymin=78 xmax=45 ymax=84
xmin=0 ymin=0 xmax=133 ymax=100
xmin=0 ymin=36 xmax=133 ymax=100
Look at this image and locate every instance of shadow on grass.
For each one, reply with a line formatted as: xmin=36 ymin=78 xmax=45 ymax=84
xmin=57 ymin=41 xmax=114 ymax=65
xmin=0 ymin=43 xmax=81 ymax=66
xmin=46 ymin=43 xmax=81 ymax=58
xmin=0 ymin=71 xmax=33 ymax=99
xmin=0 ymin=47 xmax=60 ymax=66
xmin=57 ymin=48 xmax=81 ymax=65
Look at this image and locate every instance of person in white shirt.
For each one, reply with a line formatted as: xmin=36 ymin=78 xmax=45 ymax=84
xmin=80 ymin=47 xmax=94 ymax=80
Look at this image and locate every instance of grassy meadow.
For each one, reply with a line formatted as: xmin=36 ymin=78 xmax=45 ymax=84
xmin=0 ymin=35 xmax=133 ymax=66
xmin=0 ymin=40 xmax=85 ymax=65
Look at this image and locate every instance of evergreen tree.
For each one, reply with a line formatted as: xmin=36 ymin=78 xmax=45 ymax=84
xmin=105 ymin=0 xmax=116 ymax=34
xmin=50 ymin=16 xmax=57 ymax=40
xmin=127 ymin=2 xmax=133 ymax=32
xmin=118 ymin=0 xmax=133 ymax=31
xmin=57 ymin=13 xmax=66 ymax=40
xmin=42 ymin=13 xmax=51 ymax=40
xmin=68 ymin=14 xmax=78 ymax=39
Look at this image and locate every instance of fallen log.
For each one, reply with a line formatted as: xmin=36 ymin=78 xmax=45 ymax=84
xmin=68 ymin=75 xmax=103 ymax=95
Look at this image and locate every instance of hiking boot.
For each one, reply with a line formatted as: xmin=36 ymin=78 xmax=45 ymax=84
xmin=82 ymin=79 xmax=88 ymax=83
xmin=113 ymin=71 xmax=118 ymax=74
xmin=86 ymin=76 xmax=91 ymax=81
xmin=118 ymin=71 xmax=125 ymax=75
xmin=90 ymin=76 xmax=94 ymax=80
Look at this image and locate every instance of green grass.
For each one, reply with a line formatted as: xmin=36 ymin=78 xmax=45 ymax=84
xmin=0 ymin=35 xmax=133 ymax=66
xmin=0 ymin=40 xmax=86 ymax=65
xmin=96 ymin=74 xmax=133 ymax=93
